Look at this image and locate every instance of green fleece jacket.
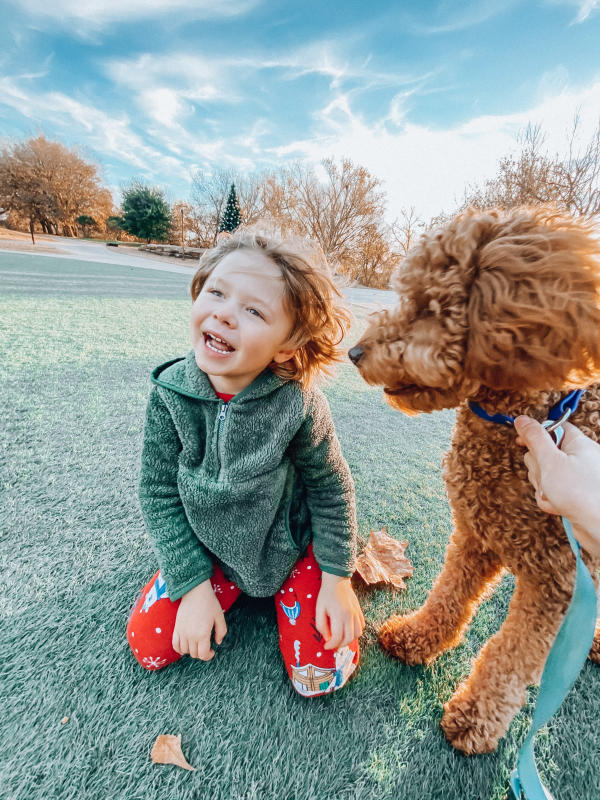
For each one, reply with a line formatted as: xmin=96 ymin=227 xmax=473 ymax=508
xmin=138 ymin=350 xmax=357 ymax=601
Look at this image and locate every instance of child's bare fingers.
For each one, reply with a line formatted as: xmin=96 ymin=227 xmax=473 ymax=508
xmin=178 ymin=634 xmax=190 ymax=656
xmin=172 ymin=632 xmax=181 ymax=655
xmin=336 ymin=627 xmax=351 ymax=649
xmin=357 ymin=604 xmax=365 ymax=628
xmin=325 ymin=620 xmax=344 ymax=650
xmin=196 ymin=637 xmax=215 ymax=660
xmin=214 ymin=614 xmax=227 ymax=645
xmin=315 ymin=606 xmax=330 ymax=642
xmin=354 ymin=617 xmax=364 ymax=640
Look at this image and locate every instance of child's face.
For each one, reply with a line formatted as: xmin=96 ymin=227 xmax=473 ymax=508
xmin=190 ymin=248 xmax=297 ymax=394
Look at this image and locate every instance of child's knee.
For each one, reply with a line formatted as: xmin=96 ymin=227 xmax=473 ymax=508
xmin=126 ymin=619 xmax=178 ymax=671
xmin=126 ymin=570 xmax=181 ymax=670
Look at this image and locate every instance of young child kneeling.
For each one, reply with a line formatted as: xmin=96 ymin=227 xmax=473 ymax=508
xmin=127 ymin=231 xmax=364 ymax=697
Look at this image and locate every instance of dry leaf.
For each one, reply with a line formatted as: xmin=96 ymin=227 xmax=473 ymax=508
xmin=61 ymin=716 xmax=69 ymax=725
xmin=151 ymin=734 xmax=196 ymax=771
xmin=355 ymin=528 xmax=413 ymax=590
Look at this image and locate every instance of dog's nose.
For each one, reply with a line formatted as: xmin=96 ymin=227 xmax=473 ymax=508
xmin=348 ymin=346 xmax=364 ymax=365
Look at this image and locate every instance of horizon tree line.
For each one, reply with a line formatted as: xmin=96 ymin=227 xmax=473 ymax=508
xmin=1 ymin=119 xmax=598 ymax=286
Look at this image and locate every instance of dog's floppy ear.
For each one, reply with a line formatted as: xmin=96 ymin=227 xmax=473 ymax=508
xmin=464 ymin=210 xmax=600 ymax=391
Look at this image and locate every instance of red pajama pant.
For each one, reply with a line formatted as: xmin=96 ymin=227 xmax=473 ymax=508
xmin=126 ymin=545 xmax=359 ymax=697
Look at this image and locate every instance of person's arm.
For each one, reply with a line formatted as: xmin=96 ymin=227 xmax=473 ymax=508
xmin=289 ymin=388 xmax=357 ymax=575
xmin=290 ymin=389 xmax=364 ymax=647
xmin=514 ymin=416 xmax=600 ymax=556
xmin=138 ymin=387 xmax=214 ymax=601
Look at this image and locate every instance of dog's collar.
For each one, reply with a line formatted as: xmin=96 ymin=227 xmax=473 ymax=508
xmin=468 ymin=389 xmax=584 ymax=427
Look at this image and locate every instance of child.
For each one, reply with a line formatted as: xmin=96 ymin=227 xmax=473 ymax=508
xmin=127 ymin=231 xmax=364 ymax=697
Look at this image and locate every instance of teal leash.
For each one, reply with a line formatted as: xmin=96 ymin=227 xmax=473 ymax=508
xmin=509 ymin=517 xmax=598 ymax=800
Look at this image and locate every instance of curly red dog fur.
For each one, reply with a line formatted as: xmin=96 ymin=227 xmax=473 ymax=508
xmin=351 ymin=206 xmax=600 ymax=754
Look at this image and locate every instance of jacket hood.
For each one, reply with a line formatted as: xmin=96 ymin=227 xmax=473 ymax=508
xmin=151 ymin=349 xmax=288 ymax=402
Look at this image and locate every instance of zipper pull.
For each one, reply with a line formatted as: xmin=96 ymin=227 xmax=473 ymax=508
xmin=219 ymin=402 xmax=228 ymax=421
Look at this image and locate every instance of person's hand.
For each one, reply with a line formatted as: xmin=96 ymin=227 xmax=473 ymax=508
xmin=316 ymin=574 xmax=365 ymax=650
xmin=514 ymin=416 xmax=600 ymax=556
xmin=172 ymin=579 xmax=226 ymax=660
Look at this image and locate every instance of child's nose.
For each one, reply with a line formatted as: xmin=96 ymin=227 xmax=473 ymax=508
xmin=213 ymin=304 xmax=237 ymax=327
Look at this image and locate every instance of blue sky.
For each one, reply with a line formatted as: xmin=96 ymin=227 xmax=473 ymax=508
xmin=1 ymin=0 xmax=599 ymax=220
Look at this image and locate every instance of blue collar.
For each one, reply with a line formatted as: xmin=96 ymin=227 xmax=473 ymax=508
xmin=469 ymin=389 xmax=584 ymax=427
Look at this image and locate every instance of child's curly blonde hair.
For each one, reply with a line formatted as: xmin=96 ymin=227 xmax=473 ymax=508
xmin=190 ymin=230 xmax=351 ymax=387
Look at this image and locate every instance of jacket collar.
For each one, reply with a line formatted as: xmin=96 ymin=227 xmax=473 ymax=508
xmin=151 ymin=350 xmax=288 ymax=402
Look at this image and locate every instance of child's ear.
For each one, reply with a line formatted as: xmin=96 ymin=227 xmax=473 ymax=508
xmin=272 ymin=346 xmax=297 ymax=365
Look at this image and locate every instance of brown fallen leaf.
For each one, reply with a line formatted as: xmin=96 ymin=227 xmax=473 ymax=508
xmin=355 ymin=528 xmax=413 ymax=590
xmin=151 ymin=734 xmax=196 ymax=771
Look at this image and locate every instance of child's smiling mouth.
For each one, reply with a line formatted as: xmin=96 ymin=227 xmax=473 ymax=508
xmin=203 ymin=331 xmax=236 ymax=355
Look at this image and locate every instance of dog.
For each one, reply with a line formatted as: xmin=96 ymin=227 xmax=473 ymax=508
xmin=349 ymin=206 xmax=600 ymax=755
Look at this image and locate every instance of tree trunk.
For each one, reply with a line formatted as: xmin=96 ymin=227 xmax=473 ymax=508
xmin=29 ymin=219 xmax=35 ymax=244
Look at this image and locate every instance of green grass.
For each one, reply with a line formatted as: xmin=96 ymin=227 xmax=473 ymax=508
xmin=1 ymin=251 xmax=598 ymax=800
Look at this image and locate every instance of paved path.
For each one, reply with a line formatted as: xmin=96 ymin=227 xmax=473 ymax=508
xmin=0 ymin=235 xmax=396 ymax=306
xmin=0 ymin=236 xmax=194 ymax=275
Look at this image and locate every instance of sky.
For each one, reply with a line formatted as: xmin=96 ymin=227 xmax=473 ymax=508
xmin=1 ymin=0 xmax=600 ymax=222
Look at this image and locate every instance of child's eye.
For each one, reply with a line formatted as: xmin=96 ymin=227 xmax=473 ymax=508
xmin=247 ymin=308 xmax=263 ymax=318
xmin=209 ymin=289 xmax=223 ymax=297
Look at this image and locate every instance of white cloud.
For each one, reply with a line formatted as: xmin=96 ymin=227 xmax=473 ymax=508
xmin=7 ymin=0 xmax=258 ymax=28
xmin=573 ymin=0 xmax=600 ymax=21
xmin=409 ymin=0 xmax=517 ymax=34
xmin=0 ymin=76 xmax=189 ymax=179
xmin=544 ymin=0 xmax=600 ymax=23
xmin=272 ymin=77 xmax=600 ymax=222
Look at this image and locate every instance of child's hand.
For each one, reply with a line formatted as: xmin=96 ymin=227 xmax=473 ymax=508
xmin=316 ymin=574 xmax=365 ymax=650
xmin=173 ymin=579 xmax=226 ymax=660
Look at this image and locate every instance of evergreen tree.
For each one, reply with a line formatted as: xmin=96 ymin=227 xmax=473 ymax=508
xmin=219 ymin=183 xmax=241 ymax=232
xmin=76 ymin=215 xmax=97 ymax=237
xmin=119 ymin=182 xmax=171 ymax=243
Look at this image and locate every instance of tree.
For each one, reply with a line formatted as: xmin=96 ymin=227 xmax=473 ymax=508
xmin=106 ymin=215 xmax=125 ymax=240
xmin=462 ymin=118 xmax=600 ymax=219
xmin=189 ymin=157 xmax=398 ymax=287
xmin=119 ymin=183 xmax=171 ymax=243
xmin=0 ymin=135 xmax=114 ymax=241
xmin=76 ymin=215 xmax=97 ymax=237
xmin=191 ymin=168 xmax=234 ymax=246
xmin=390 ymin=206 xmax=424 ymax=257
xmin=342 ymin=224 xmax=401 ymax=289
xmin=191 ymin=169 xmax=268 ymax=246
xmin=219 ymin=183 xmax=241 ymax=232
xmin=168 ymin=201 xmax=197 ymax=247
xmin=259 ymin=158 xmax=389 ymax=283
xmin=0 ymin=151 xmax=57 ymax=243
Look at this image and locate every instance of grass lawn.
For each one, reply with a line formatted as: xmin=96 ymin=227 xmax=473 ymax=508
xmin=1 ymin=251 xmax=597 ymax=800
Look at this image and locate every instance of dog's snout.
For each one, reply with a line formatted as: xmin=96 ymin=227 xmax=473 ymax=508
xmin=348 ymin=346 xmax=364 ymax=365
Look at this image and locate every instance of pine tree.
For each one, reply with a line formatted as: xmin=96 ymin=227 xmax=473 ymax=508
xmin=219 ymin=183 xmax=241 ymax=232
xmin=119 ymin=182 xmax=171 ymax=243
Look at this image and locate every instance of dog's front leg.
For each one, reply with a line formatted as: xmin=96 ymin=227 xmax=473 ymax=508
xmin=441 ymin=577 xmax=568 ymax=754
xmin=379 ymin=528 xmax=502 ymax=665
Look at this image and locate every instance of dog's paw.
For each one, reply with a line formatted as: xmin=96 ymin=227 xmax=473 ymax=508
xmin=589 ymin=623 xmax=600 ymax=664
xmin=378 ymin=612 xmax=441 ymax=665
xmin=440 ymin=694 xmax=504 ymax=755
